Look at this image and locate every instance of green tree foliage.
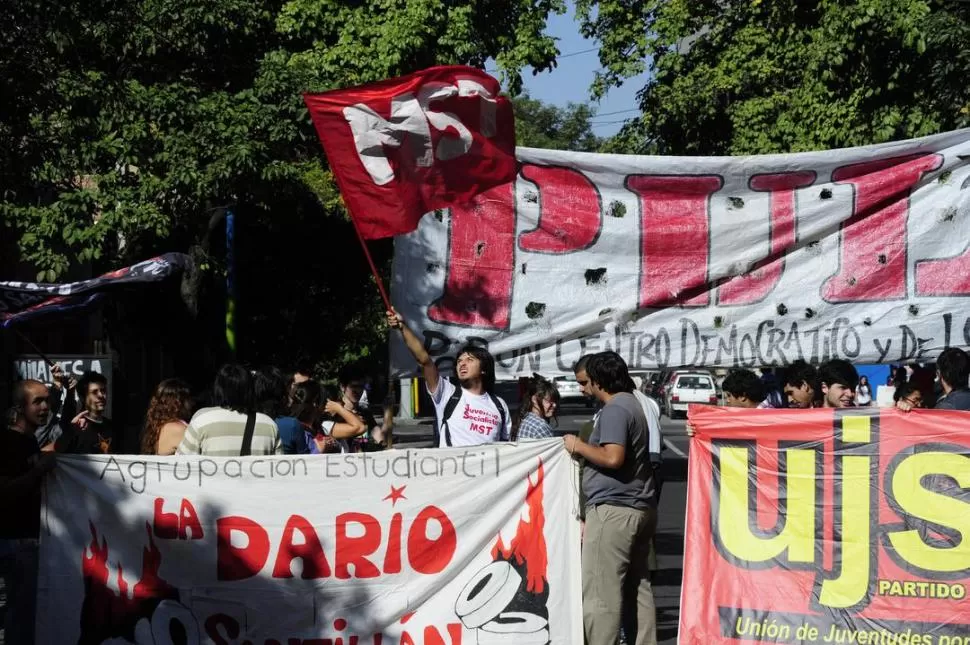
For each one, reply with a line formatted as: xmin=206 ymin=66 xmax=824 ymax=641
xmin=1 ymin=0 xmax=564 ymax=278
xmin=577 ymin=0 xmax=970 ymax=155
xmin=513 ymin=94 xmax=602 ymax=151
xmin=0 ymin=0 xmax=565 ymax=374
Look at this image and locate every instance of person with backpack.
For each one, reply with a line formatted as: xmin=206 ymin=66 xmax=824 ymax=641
xmin=387 ymin=309 xmax=510 ymax=447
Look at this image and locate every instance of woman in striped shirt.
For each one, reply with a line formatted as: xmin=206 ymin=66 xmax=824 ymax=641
xmin=176 ymin=364 xmax=282 ymax=456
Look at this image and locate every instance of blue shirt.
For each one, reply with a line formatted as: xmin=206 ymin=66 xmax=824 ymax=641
xmin=276 ymin=416 xmax=312 ymax=455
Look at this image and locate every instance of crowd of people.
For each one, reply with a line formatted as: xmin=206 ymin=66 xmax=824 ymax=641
xmin=392 ymin=308 xmax=664 ymax=645
xmin=394 ymin=307 xmax=970 ymax=645
xmin=0 ymin=359 xmax=394 ymax=644
xmin=717 ymin=349 xmax=968 ymax=413
xmin=4 ymin=305 xmax=970 ymax=645
xmin=7 ymin=361 xmax=393 ymax=459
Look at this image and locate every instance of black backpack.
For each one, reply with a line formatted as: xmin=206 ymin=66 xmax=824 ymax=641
xmin=433 ymin=382 xmax=508 ymax=447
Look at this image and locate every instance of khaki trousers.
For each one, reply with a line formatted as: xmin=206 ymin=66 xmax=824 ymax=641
xmin=582 ymin=503 xmax=658 ymax=645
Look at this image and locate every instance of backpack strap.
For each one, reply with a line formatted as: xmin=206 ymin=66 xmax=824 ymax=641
xmin=240 ymin=412 xmax=257 ymax=456
xmin=437 ymin=385 xmax=464 ymax=448
xmin=437 ymin=386 xmax=508 ymax=447
xmin=488 ymin=393 xmax=508 ymax=441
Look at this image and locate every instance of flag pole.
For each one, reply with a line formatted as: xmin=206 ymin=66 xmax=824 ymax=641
xmin=10 ymin=327 xmax=57 ymax=369
xmin=349 ymin=217 xmax=392 ymax=311
xmin=225 ymin=208 xmax=237 ymax=356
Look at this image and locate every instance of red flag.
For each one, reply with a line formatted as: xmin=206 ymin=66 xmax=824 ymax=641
xmin=304 ymin=66 xmax=517 ymax=240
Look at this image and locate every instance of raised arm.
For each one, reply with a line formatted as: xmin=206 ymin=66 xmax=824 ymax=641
xmin=58 ymin=383 xmax=78 ymax=436
xmin=324 ymin=400 xmax=367 ymax=440
xmin=387 ymin=308 xmax=439 ymax=394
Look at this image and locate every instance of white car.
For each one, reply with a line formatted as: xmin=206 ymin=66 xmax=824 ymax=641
xmin=554 ymin=376 xmax=587 ymax=404
xmin=665 ymin=371 xmax=719 ymax=418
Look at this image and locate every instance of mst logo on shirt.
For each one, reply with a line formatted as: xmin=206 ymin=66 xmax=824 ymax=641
xmin=430 ymin=379 xmax=509 ymax=447
xmin=462 ymin=403 xmax=501 ymax=435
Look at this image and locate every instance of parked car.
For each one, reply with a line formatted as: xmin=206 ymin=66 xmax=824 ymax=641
xmin=656 ymin=370 xmax=678 ymax=406
xmin=554 ymin=375 xmax=588 ymax=405
xmin=494 ymin=379 xmax=522 ymax=408
xmin=664 ymin=370 xmax=719 ymax=418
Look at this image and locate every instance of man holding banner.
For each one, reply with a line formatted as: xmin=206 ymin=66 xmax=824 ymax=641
xmin=564 ymin=351 xmax=657 ymax=645
xmin=818 ymin=359 xmax=859 ymax=408
xmin=783 ymin=361 xmax=823 ymax=409
xmin=934 ymin=347 xmax=970 ymax=410
xmin=55 ymin=371 xmax=115 ymax=455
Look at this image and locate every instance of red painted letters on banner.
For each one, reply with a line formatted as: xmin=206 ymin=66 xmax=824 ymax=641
xmin=822 ymin=154 xmax=942 ymax=303
xmin=390 ymin=130 xmax=970 ymax=376
xmin=629 ymin=174 xmax=723 ymax=308
xmin=428 ymin=184 xmax=516 ymax=329
xmin=717 ymin=172 xmax=815 ymax=306
xmin=518 ymin=164 xmax=602 ymax=254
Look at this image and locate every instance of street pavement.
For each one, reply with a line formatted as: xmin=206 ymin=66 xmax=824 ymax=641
xmin=391 ymin=403 xmax=690 ymax=645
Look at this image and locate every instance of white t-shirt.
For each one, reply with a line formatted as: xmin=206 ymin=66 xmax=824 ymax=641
xmin=430 ymin=379 xmax=510 ymax=447
xmin=320 ymin=420 xmax=350 ymax=453
xmin=633 ymin=390 xmax=663 ymax=462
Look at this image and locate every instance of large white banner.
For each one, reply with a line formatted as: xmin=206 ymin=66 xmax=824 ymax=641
xmin=390 ymin=128 xmax=970 ymax=378
xmin=38 ymin=440 xmax=581 ymax=644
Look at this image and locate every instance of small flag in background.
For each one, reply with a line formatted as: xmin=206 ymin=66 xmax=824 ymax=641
xmin=304 ymin=65 xmax=517 ymax=240
xmin=0 ymin=253 xmax=191 ymax=327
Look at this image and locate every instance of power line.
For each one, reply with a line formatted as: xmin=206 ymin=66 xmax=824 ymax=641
xmin=486 ymin=45 xmax=601 ymax=73
xmin=591 ymin=107 xmax=640 ymax=118
xmin=588 ymin=118 xmax=636 ymax=125
xmin=558 ymin=46 xmax=601 ymax=60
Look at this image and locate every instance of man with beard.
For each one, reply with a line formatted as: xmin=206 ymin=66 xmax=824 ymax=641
xmin=56 ymin=371 xmax=115 ymax=454
xmin=387 ymin=308 xmax=510 ymax=447
xmin=564 ymin=352 xmax=657 ymax=645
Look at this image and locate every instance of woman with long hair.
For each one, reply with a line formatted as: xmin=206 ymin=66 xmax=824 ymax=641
xmin=277 ymin=379 xmax=321 ymax=455
xmin=511 ymin=375 xmax=560 ymax=441
xmin=856 ymin=375 xmax=872 ymax=407
xmin=290 ymin=380 xmax=322 ymax=425
xmin=141 ymin=379 xmax=193 ymax=455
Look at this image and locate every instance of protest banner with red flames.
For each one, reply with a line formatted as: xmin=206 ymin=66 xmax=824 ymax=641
xmin=37 ymin=439 xmax=581 ymax=644
xmin=682 ymin=406 xmax=970 ymax=644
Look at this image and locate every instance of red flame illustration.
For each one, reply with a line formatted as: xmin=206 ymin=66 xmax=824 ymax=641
xmin=491 ymin=459 xmax=548 ymax=593
xmin=80 ymin=521 xmax=177 ymax=643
